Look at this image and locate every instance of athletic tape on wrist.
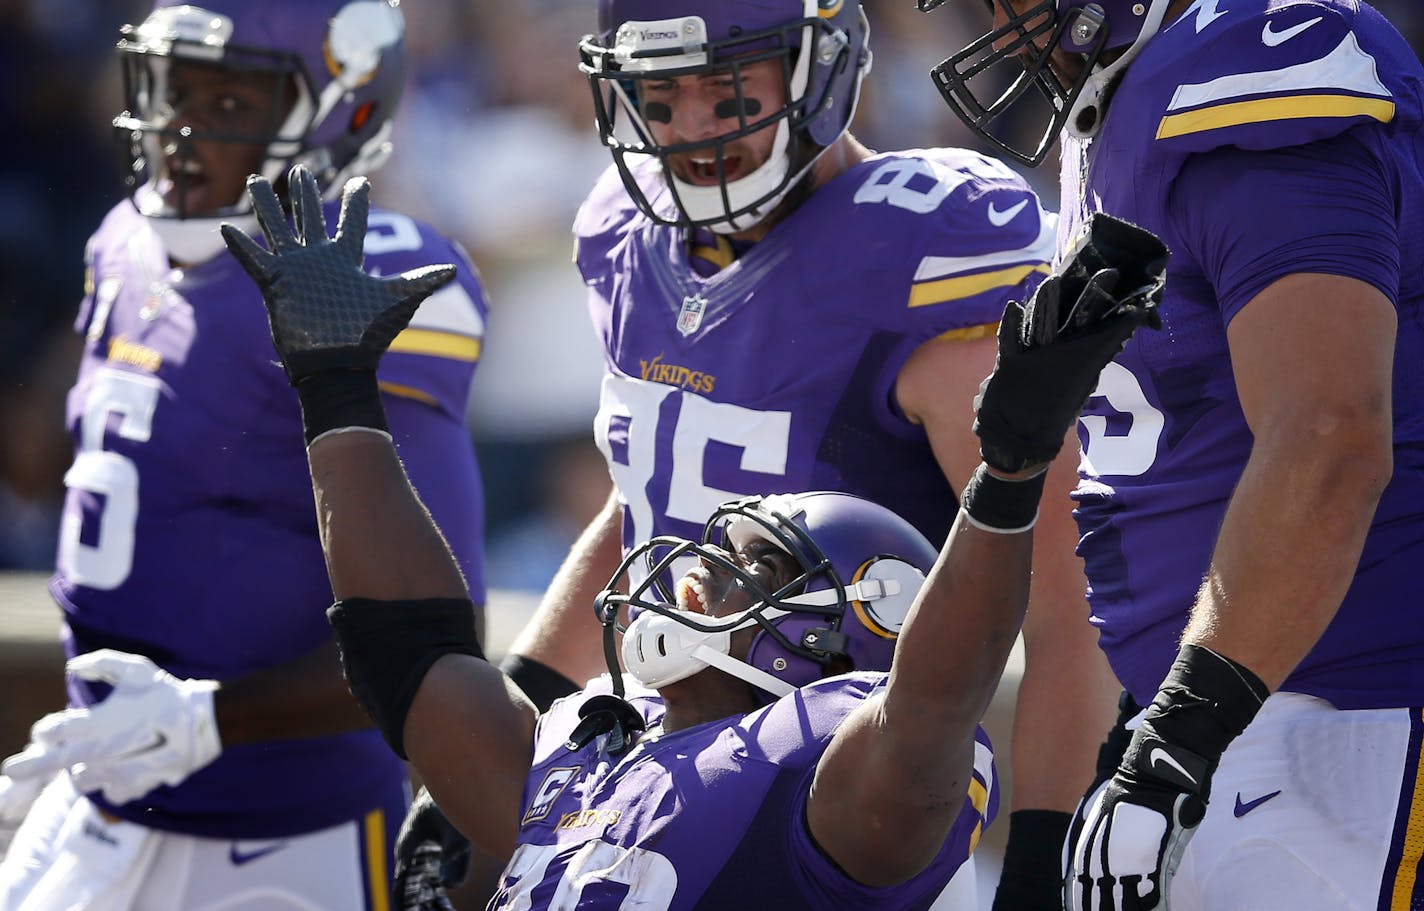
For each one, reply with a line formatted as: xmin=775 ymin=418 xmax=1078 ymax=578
xmin=296 ymin=370 xmax=388 ymax=446
xmin=959 ymin=462 xmax=1047 ymax=533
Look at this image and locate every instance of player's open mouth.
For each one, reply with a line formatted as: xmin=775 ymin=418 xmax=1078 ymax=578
xmin=676 ymin=153 xmax=744 ymax=186
xmin=160 ymin=157 xmax=211 ymax=213
xmin=676 ymin=571 xmax=711 ymax=614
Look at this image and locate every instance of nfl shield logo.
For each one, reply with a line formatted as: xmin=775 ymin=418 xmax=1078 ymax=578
xmin=677 ymin=294 xmax=706 ymax=336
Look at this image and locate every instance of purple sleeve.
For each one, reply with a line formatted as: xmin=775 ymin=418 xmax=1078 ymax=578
xmin=386 ymin=394 xmax=487 ymax=605
xmin=1168 ymin=128 xmax=1400 ymax=322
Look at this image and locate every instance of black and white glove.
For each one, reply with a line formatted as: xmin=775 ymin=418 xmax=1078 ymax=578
xmin=1064 ymin=646 xmax=1268 ymax=911
xmin=974 ymin=212 xmax=1166 ymax=473
xmin=220 ymin=165 xmax=455 ymax=443
xmin=392 ymin=787 xmax=471 ymax=911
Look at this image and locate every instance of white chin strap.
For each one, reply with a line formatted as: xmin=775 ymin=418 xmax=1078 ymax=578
xmin=1066 ymin=0 xmax=1172 ymax=140
xmin=620 ymin=576 xmax=902 ymax=698
xmin=668 ymin=120 xmax=795 ymax=234
xmin=134 ymin=182 xmax=257 ymax=266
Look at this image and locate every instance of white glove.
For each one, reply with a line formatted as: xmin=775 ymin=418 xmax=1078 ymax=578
xmin=0 ymin=650 xmax=221 ymax=805
xmin=0 ymin=770 xmax=48 ymax=858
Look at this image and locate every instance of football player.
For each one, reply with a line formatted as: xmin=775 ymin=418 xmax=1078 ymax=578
xmin=0 ymin=2 xmax=488 ymax=909
xmin=921 ymin=0 xmax=1424 ymax=908
xmin=465 ymin=2 xmax=1123 ymax=907
xmin=216 ymin=162 xmax=1162 ymax=910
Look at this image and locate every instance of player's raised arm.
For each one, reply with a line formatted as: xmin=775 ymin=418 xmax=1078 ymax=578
xmin=806 ymin=213 xmax=1166 ymax=885
xmin=221 ymin=165 xmax=536 ymax=857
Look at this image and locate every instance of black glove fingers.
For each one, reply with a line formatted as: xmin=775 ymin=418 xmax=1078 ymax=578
xmin=219 ymin=223 xmax=273 ymax=284
xmin=1064 ymin=269 xmax=1123 ymax=330
xmin=335 ymin=177 xmax=373 ymax=261
xmin=245 ymin=175 xmax=297 ymax=255
xmin=290 ymin=165 xmax=328 ymax=247
xmin=394 ymin=265 xmax=458 ymax=308
xmin=1087 ymin=213 xmax=1168 ymax=265
xmin=1024 ymin=276 xmax=1061 ymax=348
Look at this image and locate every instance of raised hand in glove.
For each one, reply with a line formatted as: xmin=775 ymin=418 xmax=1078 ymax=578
xmin=1064 ymin=646 xmax=1268 ymax=911
xmin=392 ymin=787 xmax=472 ymax=911
xmin=221 ymin=164 xmax=456 ymax=443
xmin=0 ymin=650 xmax=220 ymax=806
xmin=974 ymin=212 xmax=1166 ymax=473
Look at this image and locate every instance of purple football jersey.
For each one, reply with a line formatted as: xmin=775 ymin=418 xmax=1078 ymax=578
xmin=1060 ymin=0 xmax=1424 ymax=708
xmin=493 ymin=674 xmax=996 ymax=910
xmin=575 ymin=149 xmax=1054 ymax=553
xmin=52 ymin=199 xmax=489 ymax=837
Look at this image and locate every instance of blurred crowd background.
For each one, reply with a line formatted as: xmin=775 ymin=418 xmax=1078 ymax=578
xmin=2 ymin=0 xmax=1422 ymax=590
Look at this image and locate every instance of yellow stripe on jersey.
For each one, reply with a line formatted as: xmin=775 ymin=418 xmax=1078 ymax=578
xmin=378 ymin=381 xmax=438 ymax=406
xmin=365 ymin=809 xmax=390 ymax=911
xmin=934 ymin=322 xmax=999 ymax=344
xmin=968 ymin=776 xmax=990 ymax=854
xmin=690 ymin=234 xmax=735 ymax=271
xmin=1156 ymin=93 xmax=1395 ymax=139
xmin=909 ymin=263 xmax=1049 ymax=309
xmin=388 ymin=328 xmax=483 ymax=363
xmin=1388 ymin=708 xmax=1424 ymax=911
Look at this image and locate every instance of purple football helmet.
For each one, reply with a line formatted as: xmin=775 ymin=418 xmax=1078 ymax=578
xmin=578 ymin=0 xmax=871 ymax=233
xmin=113 ymin=0 xmax=405 ymax=260
xmin=918 ymin=0 xmax=1173 ymax=166
xmin=597 ymin=491 xmax=937 ymax=700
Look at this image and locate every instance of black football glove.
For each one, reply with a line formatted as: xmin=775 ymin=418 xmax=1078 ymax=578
xmin=220 ymin=164 xmax=455 ymax=385
xmin=974 ymin=212 xmax=1166 ymax=473
xmin=1064 ymin=647 xmax=1268 ymax=911
xmin=392 ymin=787 xmax=472 ymax=911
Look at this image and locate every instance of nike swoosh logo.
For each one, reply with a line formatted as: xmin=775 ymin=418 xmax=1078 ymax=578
xmin=1233 ymin=790 xmax=1282 ymax=817
xmin=1148 ymin=747 xmax=1197 ymax=786
xmin=987 ymin=199 xmax=1029 ymax=227
xmin=229 ymin=841 xmax=288 ymax=866
xmin=1262 ymin=16 xmax=1323 ymax=47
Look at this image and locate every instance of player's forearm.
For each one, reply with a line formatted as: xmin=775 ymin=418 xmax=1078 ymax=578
xmin=808 ymin=510 xmax=1031 ymax=885
xmin=404 ymin=653 xmax=537 ymax=861
xmin=882 ymin=510 xmax=1032 ymax=766
xmin=506 ymin=489 xmax=624 ymax=682
xmin=1183 ymin=423 xmax=1390 ymax=690
xmin=308 ymin=429 xmax=469 ymax=602
xmin=214 ymin=639 xmax=372 ymax=745
xmin=1010 ymin=453 xmax=1116 ymax=812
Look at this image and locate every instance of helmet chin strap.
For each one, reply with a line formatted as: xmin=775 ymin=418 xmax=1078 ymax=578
xmin=136 ymin=185 xmax=261 ymax=266
xmin=621 ymin=577 xmax=902 ymax=698
xmin=1066 ymin=0 xmax=1173 ymax=140
xmin=668 ymin=118 xmax=795 ymax=234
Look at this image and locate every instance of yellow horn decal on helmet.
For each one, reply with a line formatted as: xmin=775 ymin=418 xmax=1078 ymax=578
xmin=818 ymin=0 xmax=844 ymax=18
xmin=849 ymin=559 xmax=898 ymax=640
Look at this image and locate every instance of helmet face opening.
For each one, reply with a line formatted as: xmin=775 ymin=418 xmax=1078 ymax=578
xmin=924 ymin=0 xmax=1162 ymax=167
xmin=116 ymin=46 xmax=307 ymax=220
xmin=597 ymin=492 xmax=936 ymax=699
xmin=580 ymin=2 xmax=869 ymax=232
xmin=113 ymin=0 xmax=405 ymax=248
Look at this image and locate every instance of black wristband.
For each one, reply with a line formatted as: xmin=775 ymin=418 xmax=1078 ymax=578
xmin=1123 ymin=644 xmax=1269 ymax=798
xmin=1147 ymin=643 xmax=1269 ymax=754
xmin=498 ymin=654 xmax=580 ymax=713
xmin=327 ymin=597 xmax=484 ymax=759
xmin=959 ymin=463 xmax=1047 ymax=533
xmin=990 ymin=810 xmax=1073 ymax=911
xmin=295 ymin=369 xmax=388 ymax=446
